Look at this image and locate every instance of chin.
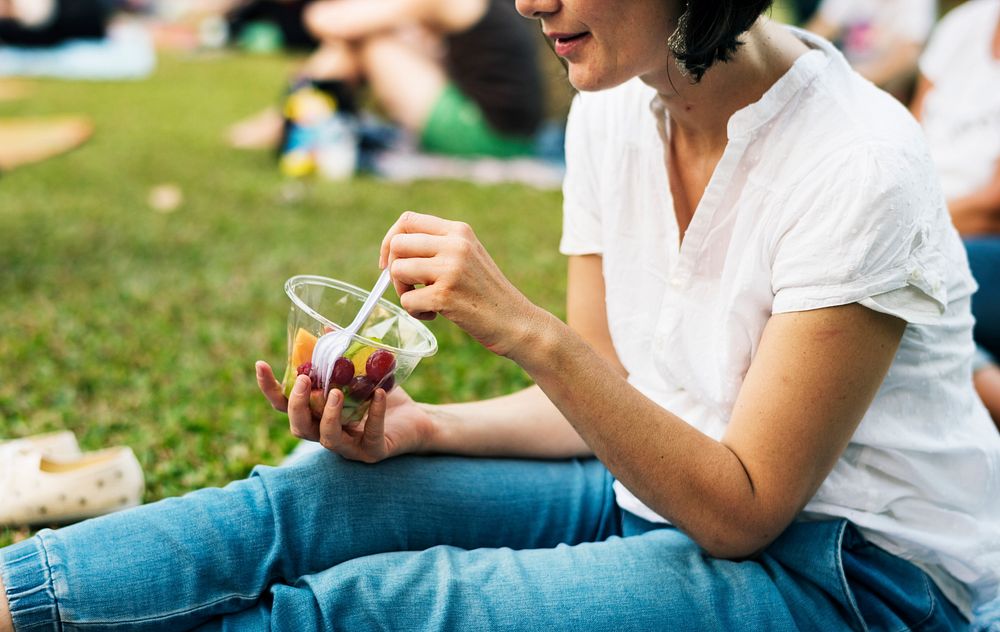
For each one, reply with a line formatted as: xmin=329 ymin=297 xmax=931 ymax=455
xmin=567 ymin=67 xmax=632 ymax=93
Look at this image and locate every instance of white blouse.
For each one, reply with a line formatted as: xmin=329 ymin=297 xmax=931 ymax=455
xmin=560 ymin=30 xmax=1000 ymax=621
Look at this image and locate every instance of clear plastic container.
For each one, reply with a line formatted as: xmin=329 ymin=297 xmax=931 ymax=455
xmin=282 ymin=275 xmax=437 ymax=423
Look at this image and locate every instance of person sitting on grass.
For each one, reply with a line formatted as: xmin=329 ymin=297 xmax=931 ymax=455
xmin=910 ymin=0 xmax=1000 ymax=428
xmin=2 ymin=0 xmax=1000 ymax=630
xmin=0 ymin=0 xmax=117 ymax=47
xmin=227 ymin=0 xmax=545 ymax=160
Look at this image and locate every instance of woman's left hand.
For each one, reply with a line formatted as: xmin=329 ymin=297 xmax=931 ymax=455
xmin=380 ymin=211 xmax=540 ymax=358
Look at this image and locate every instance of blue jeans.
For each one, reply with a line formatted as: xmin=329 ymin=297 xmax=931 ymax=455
xmin=967 ymin=238 xmax=1000 ymax=362
xmin=1 ymin=451 xmax=969 ymax=631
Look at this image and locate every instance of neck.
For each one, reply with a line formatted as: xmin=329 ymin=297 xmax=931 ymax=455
xmin=641 ymin=18 xmax=808 ymax=152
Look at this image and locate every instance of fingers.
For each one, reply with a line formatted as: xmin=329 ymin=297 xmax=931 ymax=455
xmin=318 ymin=388 xmax=345 ymax=451
xmin=386 ymin=233 xmax=442 ymax=296
xmin=287 ymin=375 xmax=320 ymax=441
xmin=388 ymin=256 xmax=440 ymax=297
xmin=388 ymin=232 xmax=442 ymax=259
xmin=397 ymin=285 xmax=440 ymax=321
xmin=256 ymin=361 xmax=288 ymax=413
xmin=379 ymin=211 xmax=464 ymax=268
xmin=361 ymin=389 xmax=387 ymax=458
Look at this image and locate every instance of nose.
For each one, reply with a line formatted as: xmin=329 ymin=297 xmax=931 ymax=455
xmin=515 ymin=0 xmax=558 ymax=19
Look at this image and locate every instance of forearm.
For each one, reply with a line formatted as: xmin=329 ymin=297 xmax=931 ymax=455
xmin=514 ymin=311 xmax=771 ymax=558
xmin=950 ymin=186 xmax=1000 ymax=237
xmin=305 ymin=0 xmax=429 ymax=42
xmin=423 ymin=384 xmax=593 ymax=459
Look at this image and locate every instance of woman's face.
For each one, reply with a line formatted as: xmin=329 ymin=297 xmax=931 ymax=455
xmin=515 ymin=0 xmax=680 ymax=91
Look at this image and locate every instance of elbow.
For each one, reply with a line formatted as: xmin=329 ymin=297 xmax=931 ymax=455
xmin=690 ymin=514 xmax=790 ymax=561
xmin=697 ymin=533 xmax=772 ymax=561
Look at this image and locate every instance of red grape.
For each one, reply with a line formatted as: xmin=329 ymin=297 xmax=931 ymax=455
xmin=365 ymin=349 xmax=396 ymax=382
xmin=348 ymin=375 xmax=376 ymax=402
xmin=378 ymin=374 xmax=395 ymax=393
xmin=331 ymin=356 xmax=355 ymax=386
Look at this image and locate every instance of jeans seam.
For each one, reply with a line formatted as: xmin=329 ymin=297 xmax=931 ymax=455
xmin=834 ymin=521 xmax=869 ymax=632
xmin=60 ymin=593 xmax=265 ymax=628
xmin=893 ymin=574 xmax=937 ymax=632
xmin=35 ymin=532 xmax=63 ymax=632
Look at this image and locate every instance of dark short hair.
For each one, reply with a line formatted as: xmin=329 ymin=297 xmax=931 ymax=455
xmin=671 ymin=1 xmax=774 ymax=82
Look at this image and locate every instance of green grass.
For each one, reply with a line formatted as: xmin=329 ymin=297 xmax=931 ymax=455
xmin=0 ymin=53 xmax=565 ymax=546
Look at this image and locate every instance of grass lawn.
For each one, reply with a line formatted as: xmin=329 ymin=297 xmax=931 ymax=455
xmin=0 ymin=52 xmax=566 ymax=546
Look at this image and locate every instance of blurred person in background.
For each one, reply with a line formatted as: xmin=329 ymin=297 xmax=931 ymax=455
xmin=805 ymin=0 xmax=937 ymax=101
xmin=911 ymin=0 xmax=1000 ymax=428
xmin=227 ymin=0 xmax=545 ymax=162
xmin=0 ymin=0 xmax=117 ymax=46
xmin=226 ymin=0 xmax=319 ymax=50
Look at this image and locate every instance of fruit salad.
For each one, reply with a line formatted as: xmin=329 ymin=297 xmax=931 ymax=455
xmin=282 ymin=328 xmax=397 ymax=423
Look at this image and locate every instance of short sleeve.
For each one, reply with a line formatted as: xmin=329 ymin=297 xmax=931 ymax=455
xmin=770 ymin=145 xmax=950 ymax=323
xmin=559 ymin=94 xmax=604 ymax=256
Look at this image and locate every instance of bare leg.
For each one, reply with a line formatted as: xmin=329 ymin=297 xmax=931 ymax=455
xmin=357 ymin=31 xmax=448 ymax=133
xmin=0 ymin=574 xmax=12 ymax=632
xmin=301 ymin=39 xmax=362 ymax=83
xmin=0 ymin=116 xmax=93 ymax=171
xmin=226 ymin=41 xmax=363 ymax=150
xmin=974 ymin=363 xmax=1000 ymax=432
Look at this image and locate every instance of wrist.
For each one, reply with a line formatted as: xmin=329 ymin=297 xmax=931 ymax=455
xmin=507 ymin=307 xmax=564 ymax=372
xmin=416 ymin=402 xmax=453 ymax=453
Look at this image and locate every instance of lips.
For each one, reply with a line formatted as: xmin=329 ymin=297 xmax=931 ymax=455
xmin=548 ymin=31 xmax=590 ymax=57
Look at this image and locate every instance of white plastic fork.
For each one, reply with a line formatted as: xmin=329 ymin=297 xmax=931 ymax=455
xmin=312 ymin=267 xmax=393 ymax=394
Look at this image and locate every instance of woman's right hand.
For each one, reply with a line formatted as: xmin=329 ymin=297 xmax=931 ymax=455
xmin=255 ymin=361 xmax=436 ymax=463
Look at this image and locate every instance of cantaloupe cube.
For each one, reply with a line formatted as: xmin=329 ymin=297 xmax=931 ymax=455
xmin=290 ymin=328 xmax=318 ymax=369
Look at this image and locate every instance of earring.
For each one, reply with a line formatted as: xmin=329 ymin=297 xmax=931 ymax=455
xmin=668 ymin=3 xmax=691 ymax=77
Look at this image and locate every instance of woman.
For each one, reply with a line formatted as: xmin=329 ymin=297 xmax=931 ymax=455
xmin=2 ymin=1 xmax=999 ymax=630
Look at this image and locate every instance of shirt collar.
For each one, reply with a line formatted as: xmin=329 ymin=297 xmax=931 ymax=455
xmin=725 ymin=27 xmax=836 ymax=139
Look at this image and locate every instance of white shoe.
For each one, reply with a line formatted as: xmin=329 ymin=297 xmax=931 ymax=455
xmin=0 ymin=430 xmax=80 ymax=460
xmin=0 ymin=446 xmax=145 ymax=527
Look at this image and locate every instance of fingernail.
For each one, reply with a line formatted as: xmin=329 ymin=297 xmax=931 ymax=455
xmin=294 ymin=376 xmax=308 ymax=394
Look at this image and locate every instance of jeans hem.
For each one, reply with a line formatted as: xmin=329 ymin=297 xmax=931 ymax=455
xmin=0 ymin=536 xmax=60 ymax=632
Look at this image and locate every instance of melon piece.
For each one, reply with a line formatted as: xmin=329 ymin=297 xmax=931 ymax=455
xmin=282 ymin=328 xmax=319 ymax=398
xmin=291 ymin=327 xmax=317 ymax=369
xmin=291 ymin=328 xmax=319 ymax=369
